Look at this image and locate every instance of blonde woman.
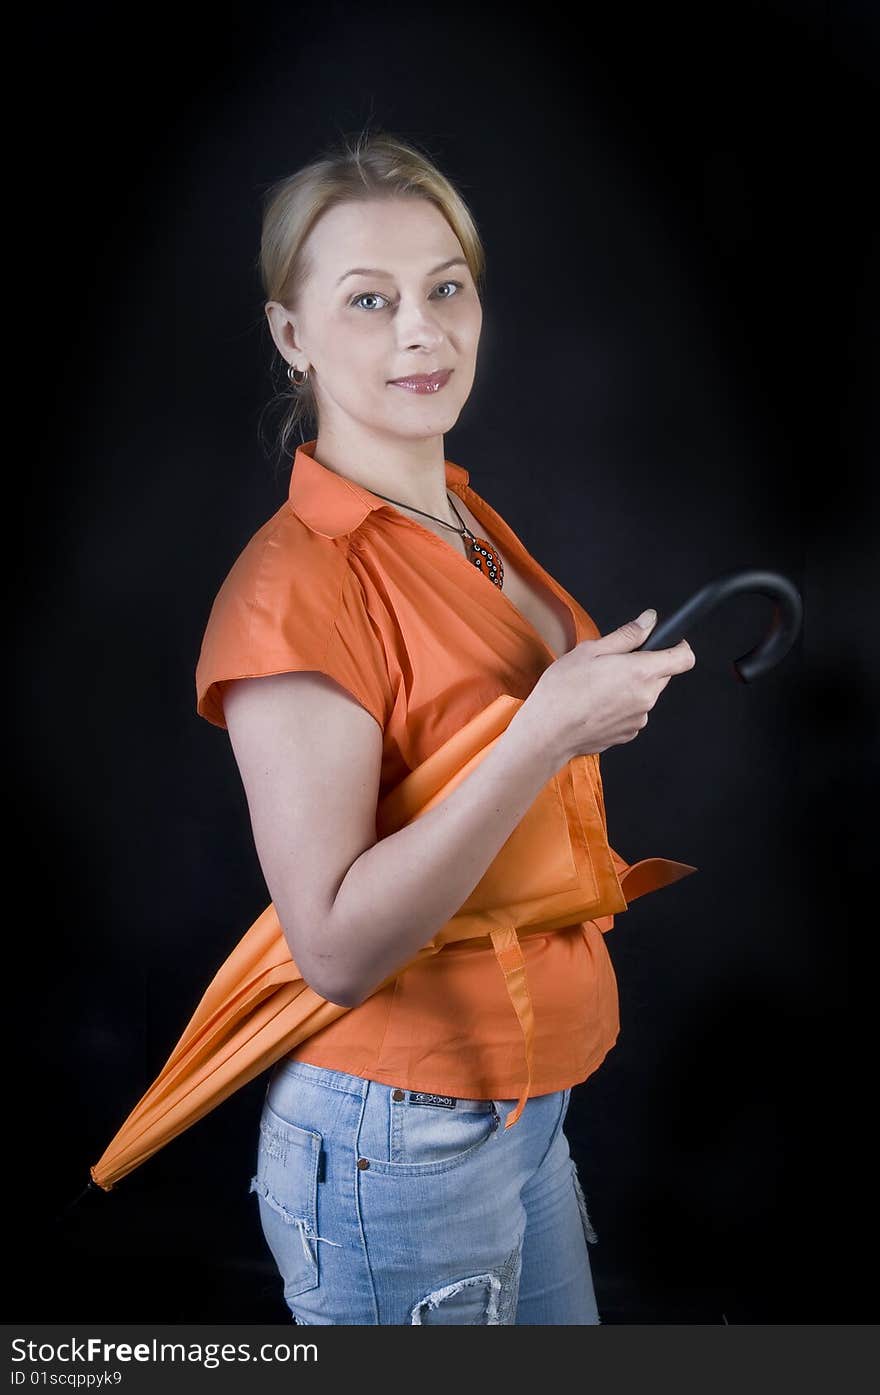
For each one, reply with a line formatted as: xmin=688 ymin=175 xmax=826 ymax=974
xmin=195 ymin=128 xmax=695 ymax=1325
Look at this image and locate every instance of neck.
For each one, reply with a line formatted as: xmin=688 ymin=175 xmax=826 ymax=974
xmin=312 ymin=421 xmax=455 ymax=520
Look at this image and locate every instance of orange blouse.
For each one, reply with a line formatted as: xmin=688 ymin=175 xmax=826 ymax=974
xmin=195 ymin=439 xmax=627 ymax=1099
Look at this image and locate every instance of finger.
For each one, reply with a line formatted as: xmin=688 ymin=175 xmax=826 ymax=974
xmin=643 ymin=639 xmax=694 ymax=677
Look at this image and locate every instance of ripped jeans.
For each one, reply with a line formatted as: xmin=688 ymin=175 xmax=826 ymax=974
xmin=249 ymin=1057 xmax=600 ymax=1325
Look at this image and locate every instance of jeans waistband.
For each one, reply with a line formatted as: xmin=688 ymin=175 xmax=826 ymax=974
xmin=274 ymin=1056 xmax=496 ymax=1110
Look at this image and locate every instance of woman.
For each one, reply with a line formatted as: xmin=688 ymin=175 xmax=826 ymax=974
xmin=194 ymin=129 xmax=695 ymax=1325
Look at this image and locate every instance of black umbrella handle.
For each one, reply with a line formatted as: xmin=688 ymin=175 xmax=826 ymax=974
xmin=637 ymin=568 xmax=803 ymax=683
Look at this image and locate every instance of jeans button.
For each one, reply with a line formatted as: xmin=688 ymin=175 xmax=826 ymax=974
xmin=357 ymin=1157 xmax=370 ymax=1170
xmin=392 ymin=1089 xmax=405 ymax=1101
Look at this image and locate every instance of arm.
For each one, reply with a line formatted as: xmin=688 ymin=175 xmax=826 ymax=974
xmin=221 ymin=670 xmax=562 ymax=1008
xmin=221 ymin=612 xmax=694 ymax=1008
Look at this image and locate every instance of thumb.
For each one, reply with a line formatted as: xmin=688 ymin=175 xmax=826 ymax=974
xmin=595 ymin=607 xmax=657 ymax=652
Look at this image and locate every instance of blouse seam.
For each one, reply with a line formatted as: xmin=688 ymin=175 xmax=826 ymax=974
xmin=242 ymin=511 xmax=296 ymax=674
xmin=238 ymin=520 xmax=385 ymax=725
xmin=331 ymin=538 xmax=388 ymax=729
xmin=340 ymin=535 xmax=396 ymax=728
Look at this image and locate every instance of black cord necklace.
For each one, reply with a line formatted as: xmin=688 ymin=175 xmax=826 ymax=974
xmin=369 ymin=488 xmax=505 ymax=590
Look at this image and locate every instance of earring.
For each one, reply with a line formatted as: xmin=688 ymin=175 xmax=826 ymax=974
xmin=288 ymin=363 xmax=310 ymax=385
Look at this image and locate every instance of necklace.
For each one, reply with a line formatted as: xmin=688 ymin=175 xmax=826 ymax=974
xmin=369 ymin=487 xmax=505 ymax=589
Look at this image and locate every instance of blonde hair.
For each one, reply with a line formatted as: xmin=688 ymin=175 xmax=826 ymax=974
xmin=256 ymin=126 xmax=487 ymax=464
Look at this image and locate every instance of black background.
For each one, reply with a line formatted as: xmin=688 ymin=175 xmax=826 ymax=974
xmin=9 ymin=1 xmax=877 ymax=1324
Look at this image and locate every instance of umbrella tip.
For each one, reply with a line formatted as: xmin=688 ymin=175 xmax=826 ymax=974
xmin=55 ymin=1176 xmax=107 ymax=1224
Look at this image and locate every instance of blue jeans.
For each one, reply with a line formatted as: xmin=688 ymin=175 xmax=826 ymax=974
xmin=248 ymin=1057 xmax=601 ymax=1325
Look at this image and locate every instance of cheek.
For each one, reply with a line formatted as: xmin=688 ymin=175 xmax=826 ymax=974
xmin=342 ymin=331 xmax=396 ymax=401
xmin=459 ymin=303 xmax=483 ymax=347
xmin=322 ymin=321 xmax=383 ymax=377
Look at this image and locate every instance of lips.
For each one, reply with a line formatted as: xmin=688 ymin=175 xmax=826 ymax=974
xmin=389 ymin=369 xmax=452 ymax=393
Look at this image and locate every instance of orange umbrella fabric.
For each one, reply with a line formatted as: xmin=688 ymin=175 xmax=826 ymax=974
xmin=90 ymin=694 xmax=695 ymax=1191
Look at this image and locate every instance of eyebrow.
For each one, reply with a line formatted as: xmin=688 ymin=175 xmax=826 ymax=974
xmin=335 ymin=256 xmax=468 ymax=287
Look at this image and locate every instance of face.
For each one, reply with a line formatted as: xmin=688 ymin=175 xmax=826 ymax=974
xmin=266 ymin=197 xmax=483 ymax=445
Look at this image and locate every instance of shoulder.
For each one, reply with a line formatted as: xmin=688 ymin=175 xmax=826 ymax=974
xmin=195 ymin=501 xmax=394 ymax=731
xmin=212 ymin=500 xmax=353 ymax=612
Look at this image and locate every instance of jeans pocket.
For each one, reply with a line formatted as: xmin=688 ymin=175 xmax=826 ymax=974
xmin=249 ymin=1100 xmax=323 ymax=1300
xmin=363 ymin=1093 xmax=502 ymax=1176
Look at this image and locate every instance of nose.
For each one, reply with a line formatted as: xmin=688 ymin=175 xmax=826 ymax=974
xmin=393 ymin=296 xmax=446 ymax=351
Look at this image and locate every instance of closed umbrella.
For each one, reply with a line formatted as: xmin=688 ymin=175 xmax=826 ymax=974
xmin=87 ymin=569 xmax=800 ymax=1198
xmin=88 ymin=691 xmax=695 ymax=1193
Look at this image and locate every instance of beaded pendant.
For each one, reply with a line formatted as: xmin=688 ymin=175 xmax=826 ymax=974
xmin=461 ymin=526 xmax=505 ymax=589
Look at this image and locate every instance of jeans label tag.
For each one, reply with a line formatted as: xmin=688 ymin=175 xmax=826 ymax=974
xmin=408 ymin=1091 xmax=456 ymax=1108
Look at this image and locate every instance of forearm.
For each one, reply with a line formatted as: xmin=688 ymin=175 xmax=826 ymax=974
xmin=325 ymin=704 xmax=564 ymax=1004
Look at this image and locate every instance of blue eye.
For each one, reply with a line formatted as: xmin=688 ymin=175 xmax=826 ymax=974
xmin=350 ymin=280 xmax=464 ymax=311
xmin=351 ymin=291 xmax=388 ymax=311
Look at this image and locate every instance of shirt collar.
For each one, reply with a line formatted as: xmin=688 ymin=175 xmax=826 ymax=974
xmin=288 ymin=438 xmax=471 ymax=540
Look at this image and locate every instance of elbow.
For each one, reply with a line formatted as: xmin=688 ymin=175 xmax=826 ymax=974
xmin=299 ymin=958 xmax=366 ymax=1009
xmin=278 ymin=913 xmax=367 ymax=1007
xmin=308 ymin=974 xmax=366 ymax=1009
xmin=320 ymin=983 xmax=366 ymax=1009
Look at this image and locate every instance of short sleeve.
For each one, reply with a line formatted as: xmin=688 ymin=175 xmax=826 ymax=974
xmin=195 ymin=514 xmax=394 ymax=732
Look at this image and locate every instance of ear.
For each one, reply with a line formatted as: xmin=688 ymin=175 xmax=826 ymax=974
xmin=264 ymin=300 xmax=304 ymax=361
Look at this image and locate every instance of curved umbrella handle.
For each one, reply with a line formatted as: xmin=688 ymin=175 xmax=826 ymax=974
xmin=637 ymin=568 xmax=803 ymax=683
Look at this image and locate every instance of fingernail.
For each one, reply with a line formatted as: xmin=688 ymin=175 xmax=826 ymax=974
xmin=635 ymin=608 xmax=657 ymax=628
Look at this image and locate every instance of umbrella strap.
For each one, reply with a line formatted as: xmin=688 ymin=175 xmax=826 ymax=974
xmin=488 ymin=925 xmax=535 ymax=1130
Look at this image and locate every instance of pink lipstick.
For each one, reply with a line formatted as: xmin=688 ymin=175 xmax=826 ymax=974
xmin=389 ymin=369 xmax=452 ymax=394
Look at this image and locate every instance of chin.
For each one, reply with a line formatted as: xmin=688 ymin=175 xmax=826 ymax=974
xmin=390 ymin=408 xmax=462 ymax=438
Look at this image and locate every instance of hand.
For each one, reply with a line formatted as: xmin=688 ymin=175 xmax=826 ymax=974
xmin=524 ymin=608 xmax=696 ymax=761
